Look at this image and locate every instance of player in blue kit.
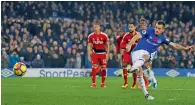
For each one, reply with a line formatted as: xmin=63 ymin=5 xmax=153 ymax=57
xmin=139 ymin=18 xmax=158 ymax=88
xmin=126 ymin=20 xmax=194 ymax=100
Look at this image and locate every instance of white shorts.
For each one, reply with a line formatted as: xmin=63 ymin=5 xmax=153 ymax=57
xmin=131 ymin=50 xmax=150 ymax=64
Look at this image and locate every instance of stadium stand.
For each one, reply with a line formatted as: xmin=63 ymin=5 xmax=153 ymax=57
xmin=1 ymin=1 xmax=195 ymax=68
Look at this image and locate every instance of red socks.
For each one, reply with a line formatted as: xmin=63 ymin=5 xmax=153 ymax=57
xmin=92 ymin=66 xmax=107 ymax=84
xmin=91 ymin=67 xmax=96 ymax=84
xmin=143 ymin=74 xmax=149 ymax=86
xmin=101 ymin=68 xmax=106 ymax=84
xmin=123 ymin=69 xmax=128 ymax=84
xmin=132 ymin=73 xmax=137 ymax=86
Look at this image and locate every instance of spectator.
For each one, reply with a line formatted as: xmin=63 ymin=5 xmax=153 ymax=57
xmin=20 ymin=57 xmax=30 ymax=68
xmin=42 ymin=48 xmax=51 ymax=67
xmin=179 ymin=62 xmax=186 ymax=68
xmin=23 ymin=46 xmax=34 ymax=62
xmin=51 ymin=53 xmax=61 ymax=68
xmin=75 ymin=52 xmax=82 ymax=68
xmin=31 ymin=36 xmax=42 ymax=46
xmin=152 ymin=57 xmax=162 ymax=68
xmin=62 ymin=41 xmax=67 ymax=52
xmin=187 ymin=60 xmax=194 ymax=69
xmin=1 ymin=51 xmax=9 ymax=68
xmin=8 ymin=50 xmax=20 ymax=68
xmin=58 ymin=47 xmax=66 ymax=67
xmin=65 ymin=55 xmax=76 ymax=68
xmin=1 ymin=1 xmax=195 ymax=69
xmin=108 ymin=53 xmax=119 ymax=68
xmin=31 ymin=54 xmax=44 ymax=68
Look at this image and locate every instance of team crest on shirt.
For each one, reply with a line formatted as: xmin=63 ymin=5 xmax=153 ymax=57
xmin=142 ymin=30 xmax=146 ymax=34
xmin=153 ymin=37 xmax=157 ymax=42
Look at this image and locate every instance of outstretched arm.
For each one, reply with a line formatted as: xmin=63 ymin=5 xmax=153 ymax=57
xmin=126 ymin=33 xmax=142 ymax=52
xmin=169 ymin=42 xmax=194 ymax=51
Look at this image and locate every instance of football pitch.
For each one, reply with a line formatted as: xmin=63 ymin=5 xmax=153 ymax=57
xmin=2 ymin=77 xmax=195 ymax=105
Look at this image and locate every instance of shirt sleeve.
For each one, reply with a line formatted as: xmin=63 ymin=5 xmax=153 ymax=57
xmin=162 ymin=36 xmax=171 ymax=45
xmin=104 ymin=34 xmax=109 ymax=42
xmin=88 ymin=36 xmax=92 ymax=43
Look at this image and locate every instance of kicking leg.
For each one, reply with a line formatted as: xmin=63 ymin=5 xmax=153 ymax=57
xmin=137 ymin=68 xmax=154 ymax=100
xmin=128 ymin=55 xmax=149 ymax=73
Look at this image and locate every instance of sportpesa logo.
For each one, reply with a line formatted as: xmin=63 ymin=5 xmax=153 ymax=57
xmin=93 ymin=40 xmax=103 ymax=44
xmin=166 ymin=69 xmax=180 ymax=77
xmin=1 ymin=69 xmax=14 ymax=77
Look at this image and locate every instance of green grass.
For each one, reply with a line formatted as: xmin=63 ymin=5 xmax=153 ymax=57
xmin=2 ymin=77 xmax=195 ymax=105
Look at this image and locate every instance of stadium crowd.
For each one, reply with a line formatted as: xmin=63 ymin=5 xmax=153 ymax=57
xmin=1 ymin=1 xmax=195 ymax=69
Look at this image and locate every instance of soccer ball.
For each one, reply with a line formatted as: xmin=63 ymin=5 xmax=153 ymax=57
xmin=13 ymin=62 xmax=27 ymax=76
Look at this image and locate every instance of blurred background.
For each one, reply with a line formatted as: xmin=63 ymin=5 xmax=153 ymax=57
xmin=1 ymin=1 xmax=195 ymax=69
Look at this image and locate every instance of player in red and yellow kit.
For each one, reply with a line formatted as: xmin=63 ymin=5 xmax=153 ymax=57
xmin=120 ymin=21 xmax=149 ymax=88
xmin=115 ymin=28 xmax=126 ymax=56
xmin=87 ymin=21 xmax=110 ymax=88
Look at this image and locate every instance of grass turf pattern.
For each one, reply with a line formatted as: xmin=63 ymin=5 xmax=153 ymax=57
xmin=2 ymin=77 xmax=195 ymax=105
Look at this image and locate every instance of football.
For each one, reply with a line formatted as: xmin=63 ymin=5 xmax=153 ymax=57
xmin=13 ymin=62 xmax=27 ymax=76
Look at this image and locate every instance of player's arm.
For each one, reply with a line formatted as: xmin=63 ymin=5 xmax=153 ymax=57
xmin=87 ymin=43 xmax=92 ymax=61
xmin=162 ymin=36 xmax=194 ymax=51
xmin=169 ymin=42 xmax=194 ymax=51
xmin=106 ymin=40 xmax=110 ymax=61
xmin=126 ymin=33 xmax=142 ymax=52
xmin=120 ymin=33 xmax=129 ymax=55
xmin=87 ymin=37 xmax=93 ymax=61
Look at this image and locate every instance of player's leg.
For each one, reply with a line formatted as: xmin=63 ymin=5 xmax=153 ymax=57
xmin=144 ymin=62 xmax=157 ymax=88
xmin=96 ymin=66 xmax=101 ymax=74
xmin=129 ymin=57 xmax=137 ymax=88
xmin=143 ymin=74 xmax=149 ymax=88
xmin=137 ymin=68 xmax=154 ymax=100
xmin=138 ymin=73 xmax=149 ymax=88
xmin=121 ymin=52 xmax=130 ymax=88
xmin=131 ymin=72 xmax=137 ymax=88
xmin=91 ymin=53 xmax=99 ymax=88
xmin=128 ymin=50 xmax=150 ymax=73
xmin=91 ymin=64 xmax=98 ymax=88
xmin=100 ymin=64 xmax=107 ymax=88
xmin=132 ymin=54 xmax=150 ymax=88
xmin=147 ymin=66 xmax=157 ymax=88
xmin=100 ymin=55 xmax=107 ymax=88
xmin=121 ymin=62 xmax=128 ymax=88
xmin=128 ymin=50 xmax=154 ymax=100
xmin=137 ymin=63 xmax=149 ymax=88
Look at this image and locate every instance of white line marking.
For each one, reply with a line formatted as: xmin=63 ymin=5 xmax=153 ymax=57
xmin=2 ymin=84 xmax=195 ymax=91
xmin=148 ymin=88 xmax=195 ymax=91
xmin=168 ymin=99 xmax=175 ymax=101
